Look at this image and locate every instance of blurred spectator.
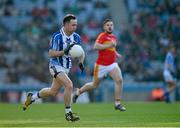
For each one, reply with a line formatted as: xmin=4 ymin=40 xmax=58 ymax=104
xmin=0 ymin=0 xmax=179 ymax=85
xmin=150 ymin=87 xmax=164 ymax=101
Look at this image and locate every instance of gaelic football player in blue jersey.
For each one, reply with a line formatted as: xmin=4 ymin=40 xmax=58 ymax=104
xmin=23 ymin=14 xmax=85 ymax=122
xmin=163 ymin=45 xmax=177 ymax=103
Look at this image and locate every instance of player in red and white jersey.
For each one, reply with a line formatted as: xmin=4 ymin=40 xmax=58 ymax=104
xmin=73 ymin=19 xmax=126 ymax=111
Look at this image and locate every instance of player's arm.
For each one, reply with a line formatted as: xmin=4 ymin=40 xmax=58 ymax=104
xmin=94 ymin=33 xmax=116 ymax=50
xmin=79 ymin=50 xmax=85 ymax=64
xmin=48 ymin=35 xmax=66 ymax=57
xmin=49 ymin=43 xmax=75 ymax=57
xmin=115 ymin=51 xmax=122 ymax=58
xmin=49 ymin=39 xmax=74 ymax=57
xmin=166 ymin=61 xmax=176 ymax=77
xmin=48 ymin=50 xmax=65 ymax=57
xmin=94 ymin=42 xmax=115 ymax=50
xmin=114 ymin=39 xmax=122 ymax=58
xmin=77 ymin=48 xmax=85 ymax=72
xmin=167 ymin=63 xmax=176 ymax=77
xmin=165 ymin=55 xmax=174 ymax=72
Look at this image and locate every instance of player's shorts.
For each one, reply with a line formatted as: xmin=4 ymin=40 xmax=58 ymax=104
xmin=94 ymin=62 xmax=122 ymax=78
xmin=49 ymin=65 xmax=70 ymax=78
xmin=163 ymin=69 xmax=176 ymax=82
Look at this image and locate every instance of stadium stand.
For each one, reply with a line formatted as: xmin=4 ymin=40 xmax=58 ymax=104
xmin=0 ymin=0 xmax=179 ymax=102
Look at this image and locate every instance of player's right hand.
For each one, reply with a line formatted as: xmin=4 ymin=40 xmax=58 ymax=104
xmin=64 ymin=43 xmax=75 ymax=55
xmin=79 ymin=63 xmax=84 ymax=73
xmin=109 ymin=42 xmax=116 ymax=48
xmin=112 ymin=41 xmax=117 ymax=47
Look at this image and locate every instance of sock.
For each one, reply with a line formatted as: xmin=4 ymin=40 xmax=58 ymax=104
xmin=164 ymin=91 xmax=170 ymax=102
xmin=164 ymin=91 xmax=170 ymax=97
xmin=76 ymin=89 xmax=80 ymax=96
xmin=65 ymin=106 xmax=72 ymax=113
xmin=32 ymin=92 xmax=41 ymax=101
xmin=75 ymin=88 xmax=80 ymax=96
xmin=115 ymin=99 xmax=121 ymax=106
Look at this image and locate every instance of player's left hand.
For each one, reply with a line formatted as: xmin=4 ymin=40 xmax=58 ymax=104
xmin=116 ymin=52 xmax=122 ymax=58
xmin=111 ymin=40 xmax=117 ymax=47
xmin=64 ymin=43 xmax=75 ymax=55
xmin=79 ymin=63 xmax=84 ymax=72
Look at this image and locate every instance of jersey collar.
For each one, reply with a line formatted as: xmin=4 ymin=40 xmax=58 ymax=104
xmin=60 ymin=27 xmax=74 ymax=39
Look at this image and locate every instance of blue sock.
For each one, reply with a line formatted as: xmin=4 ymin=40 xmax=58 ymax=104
xmin=164 ymin=91 xmax=170 ymax=103
xmin=164 ymin=91 xmax=169 ymax=97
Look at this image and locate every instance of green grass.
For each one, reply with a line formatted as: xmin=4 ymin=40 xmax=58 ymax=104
xmin=0 ymin=102 xmax=180 ymax=127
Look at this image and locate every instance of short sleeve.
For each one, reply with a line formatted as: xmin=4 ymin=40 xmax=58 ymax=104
xmin=95 ymin=33 xmax=104 ymax=44
xmin=73 ymin=33 xmax=81 ymax=45
xmin=49 ymin=34 xmax=59 ymax=50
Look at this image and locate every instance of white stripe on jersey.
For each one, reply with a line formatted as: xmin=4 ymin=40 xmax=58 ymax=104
xmin=49 ymin=27 xmax=81 ymax=69
xmin=53 ymin=33 xmax=60 ymax=50
xmin=164 ymin=52 xmax=175 ymax=72
xmin=60 ymin=28 xmax=76 ymax=68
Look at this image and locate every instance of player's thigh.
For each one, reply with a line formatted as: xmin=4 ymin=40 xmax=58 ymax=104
xmin=93 ymin=64 xmax=103 ymax=87
xmin=109 ymin=65 xmax=122 ymax=82
xmin=163 ymin=70 xmax=176 ymax=84
xmin=50 ymin=78 xmax=63 ymax=93
xmin=92 ymin=75 xmax=102 ymax=87
xmin=56 ymin=72 xmax=72 ymax=88
xmin=167 ymin=81 xmax=176 ymax=88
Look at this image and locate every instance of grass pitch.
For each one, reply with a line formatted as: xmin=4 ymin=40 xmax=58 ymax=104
xmin=0 ymin=102 xmax=180 ymax=127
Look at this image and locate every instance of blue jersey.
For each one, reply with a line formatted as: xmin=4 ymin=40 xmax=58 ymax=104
xmin=49 ymin=27 xmax=81 ymax=69
xmin=164 ymin=52 xmax=176 ymax=73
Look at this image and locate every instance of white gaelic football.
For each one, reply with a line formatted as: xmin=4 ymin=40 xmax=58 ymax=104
xmin=69 ymin=44 xmax=84 ymax=58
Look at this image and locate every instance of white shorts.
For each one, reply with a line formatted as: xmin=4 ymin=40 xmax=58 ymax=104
xmin=163 ymin=70 xmax=176 ymax=82
xmin=49 ymin=65 xmax=70 ymax=78
xmin=94 ymin=62 xmax=122 ymax=78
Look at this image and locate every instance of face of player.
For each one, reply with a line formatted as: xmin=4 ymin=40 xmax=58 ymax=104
xmin=104 ymin=21 xmax=114 ymax=34
xmin=66 ymin=19 xmax=78 ymax=34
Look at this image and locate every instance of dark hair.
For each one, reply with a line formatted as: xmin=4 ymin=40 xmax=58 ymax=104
xmin=103 ymin=19 xmax=113 ymax=26
xmin=63 ymin=14 xmax=76 ymax=25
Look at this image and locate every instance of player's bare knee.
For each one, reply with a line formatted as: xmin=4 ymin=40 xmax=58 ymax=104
xmin=66 ymin=85 xmax=73 ymax=91
xmin=53 ymin=91 xmax=58 ymax=97
xmin=49 ymin=90 xmax=58 ymax=97
xmin=65 ymin=81 xmax=73 ymax=90
xmin=116 ymin=78 xmax=123 ymax=85
xmin=92 ymin=83 xmax=98 ymax=89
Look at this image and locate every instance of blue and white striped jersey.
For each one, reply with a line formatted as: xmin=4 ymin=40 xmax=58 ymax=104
xmin=164 ymin=52 xmax=176 ymax=73
xmin=49 ymin=27 xmax=81 ymax=69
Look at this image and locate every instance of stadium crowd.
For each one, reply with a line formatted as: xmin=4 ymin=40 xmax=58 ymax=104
xmin=0 ymin=0 xmax=179 ymax=102
xmin=123 ymin=0 xmax=179 ymax=81
xmin=0 ymin=0 xmax=179 ymax=83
